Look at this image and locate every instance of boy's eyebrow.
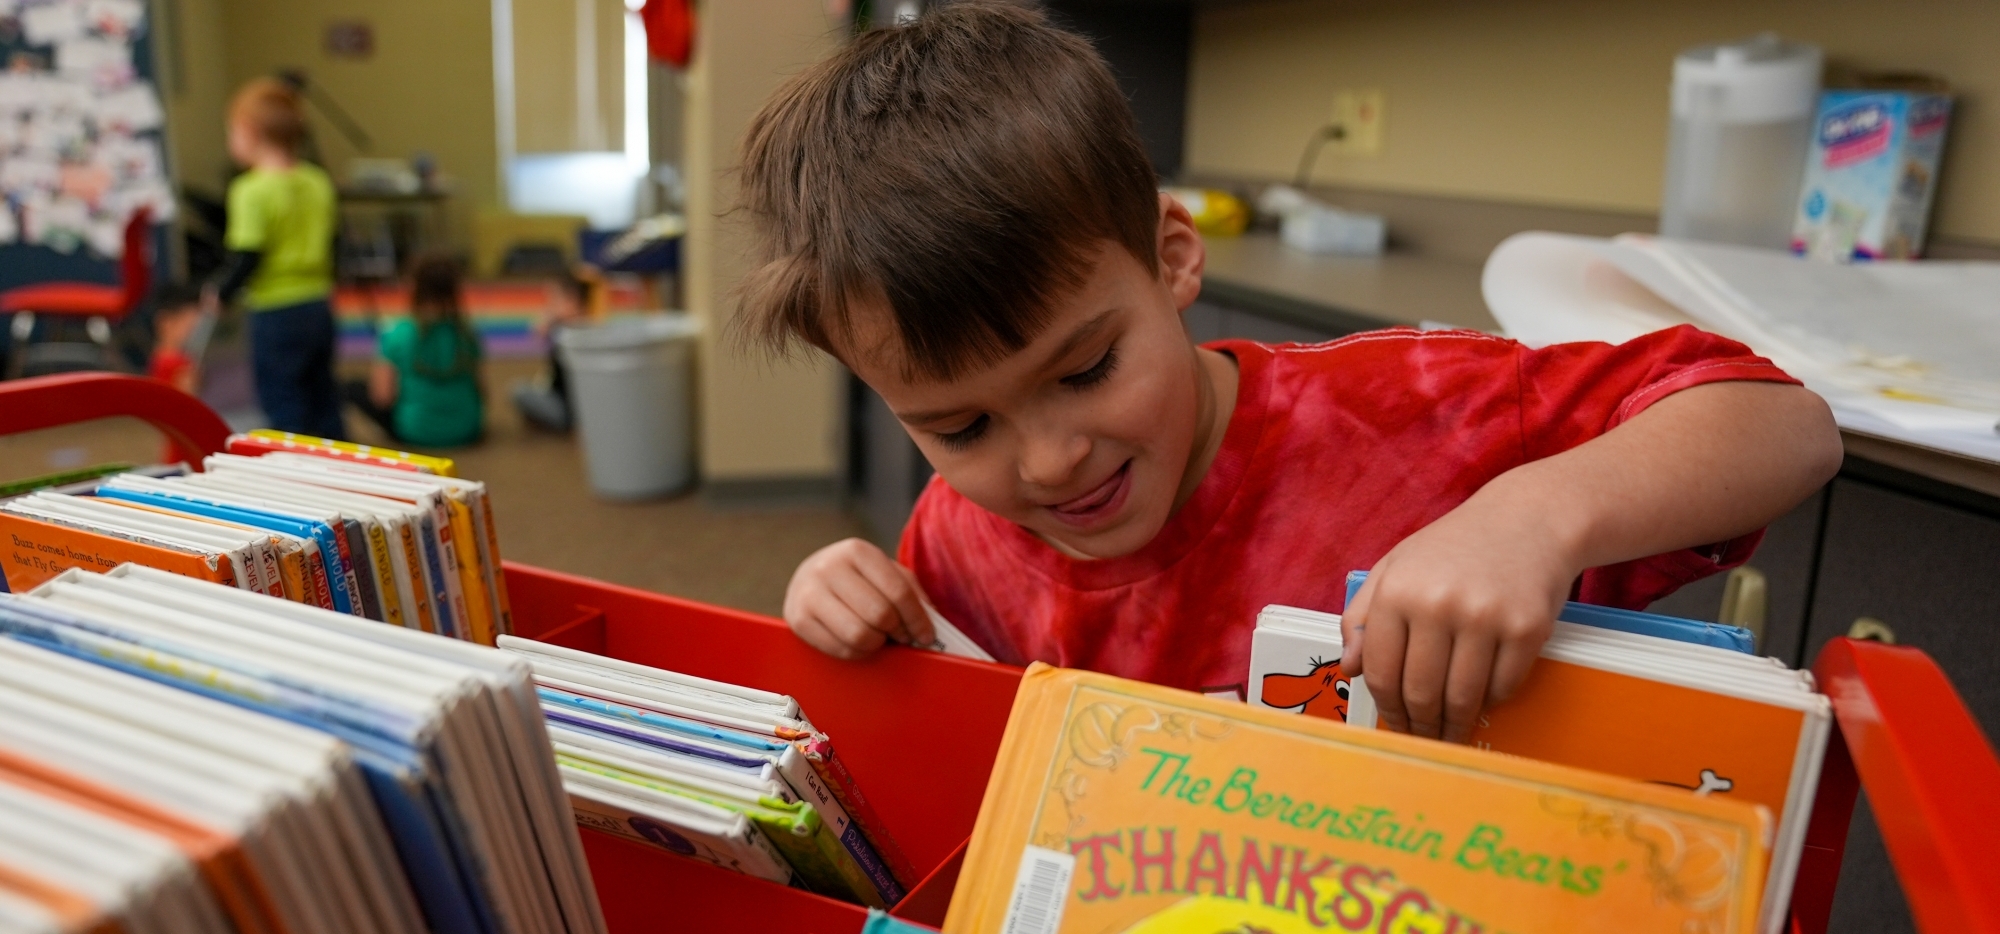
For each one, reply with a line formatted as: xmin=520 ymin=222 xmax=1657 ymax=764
xmin=893 ymin=310 xmax=1119 ymax=425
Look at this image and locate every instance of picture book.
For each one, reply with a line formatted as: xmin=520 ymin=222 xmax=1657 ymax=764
xmin=946 ymin=664 xmax=1772 ymax=934
xmin=0 ymin=506 xmax=235 ymax=593
xmin=236 ymin=430 xmax=457 ymax=477
xmin=499 ymin=635 xmax=915 ymax=907
xmin=1249 ymin=573 xmax=1830 ymax=934
xmin=0 ymin=562 xmax=605 ymax=934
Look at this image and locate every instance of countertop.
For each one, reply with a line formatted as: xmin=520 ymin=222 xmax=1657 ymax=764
xmin=1199 ymin=232 xmax=2000 ymax=500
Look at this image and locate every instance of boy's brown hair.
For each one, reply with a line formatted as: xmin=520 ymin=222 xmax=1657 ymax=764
xmin=229 ymin=77 xmax=307 ymax=155
xmin=738 ymin=1 xmax=1160 ymax=382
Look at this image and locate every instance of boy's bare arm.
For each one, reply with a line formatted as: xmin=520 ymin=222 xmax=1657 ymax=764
xmin=1344 ymin=380 xmax=1842 ymax=742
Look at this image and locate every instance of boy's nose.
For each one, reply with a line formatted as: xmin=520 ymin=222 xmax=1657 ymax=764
xmin=1018 ymin=428 xmax=1090 ymax=489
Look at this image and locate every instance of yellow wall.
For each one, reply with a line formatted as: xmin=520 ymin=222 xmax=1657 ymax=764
xmin=512 ymin=0 xmax=629 ymax=154
xmin=1188 ymin=0 xmax=2000 ymax=245
xmin=158 ymin=0 xmax=234 ymax=197
xmin=218 ymin=0 xmax=503 ymax=233
xmin=683 ymin=0 xmax=846 ymax=483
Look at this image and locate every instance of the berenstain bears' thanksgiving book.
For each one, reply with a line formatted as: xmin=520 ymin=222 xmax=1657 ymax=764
xmin=946 ymin=664 xmax=1771 ymax=934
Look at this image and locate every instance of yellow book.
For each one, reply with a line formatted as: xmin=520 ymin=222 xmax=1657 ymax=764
xmin=395 ymin=520 xmax=437 ymax=634
xmin=240 ymin=430 xmax=458 ymax=477
xmin=444 ymin=496 xmax=495 ymax=645
xmin=945 ymin=664 xmax=1771 ymax=934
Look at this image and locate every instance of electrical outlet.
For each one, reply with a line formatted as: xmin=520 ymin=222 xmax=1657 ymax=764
xmin=1329 ymin=89 xmax=1384 ymax=156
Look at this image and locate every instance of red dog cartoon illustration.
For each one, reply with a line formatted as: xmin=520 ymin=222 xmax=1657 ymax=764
xmin=1259 ymin=656 xmax=1351 ymax=721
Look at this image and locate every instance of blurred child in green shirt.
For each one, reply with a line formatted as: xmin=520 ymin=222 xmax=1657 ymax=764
xmin=204 ymin=77 xmax=345 ymax=438
xmin=344 ymin=254 xmax=486 ymax=447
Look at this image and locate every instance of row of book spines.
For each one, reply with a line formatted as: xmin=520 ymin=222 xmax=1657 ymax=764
xmin=0 ymin=490 xmax=507 ymax=647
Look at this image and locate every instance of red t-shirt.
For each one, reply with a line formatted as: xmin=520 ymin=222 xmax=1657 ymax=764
xmin=899 ymin=325 xmax=1799 ymax=696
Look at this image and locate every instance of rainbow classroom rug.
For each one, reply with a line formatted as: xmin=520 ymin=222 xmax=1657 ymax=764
xmin=333 ymin=280 xmax=651 ymax=360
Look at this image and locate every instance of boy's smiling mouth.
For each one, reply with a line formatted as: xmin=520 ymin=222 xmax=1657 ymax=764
xmin=1045 ymin=460 xmax=1133 ymax=529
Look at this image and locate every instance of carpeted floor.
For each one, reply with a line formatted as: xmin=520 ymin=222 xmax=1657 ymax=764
xmin=0 ymin=357 xmax=867 ymax=619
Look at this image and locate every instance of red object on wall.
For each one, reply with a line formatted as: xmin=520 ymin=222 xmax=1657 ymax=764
xmin=640 ymin=0 xmax=692 ymax=67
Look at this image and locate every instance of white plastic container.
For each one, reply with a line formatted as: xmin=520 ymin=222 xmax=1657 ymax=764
xmin=1659 ymin=34 xmax=1822 ymax=250
xmin=556 ymin=313 xmax=700 ymax=499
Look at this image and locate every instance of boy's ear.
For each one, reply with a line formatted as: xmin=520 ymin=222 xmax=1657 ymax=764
xmin=1156 ymin=192 xmax=1205 ymax=312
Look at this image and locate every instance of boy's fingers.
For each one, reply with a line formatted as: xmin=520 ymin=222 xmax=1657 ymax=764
xmin=1361 ymin=611 xmax=1410 ymax=734
xmin=898 ymin=564 xmax=936 ymax=645
xmin=792 ymin=614 xmax=860 ymax=660
xmin=1399 ymin=626 xmax=1453 ymax=739
xmin=825 ymin=568 xmax=908 ymax=644
xmin=1441 ymin=635 xmax=1497 ymax=744
xmin=815 ymin=596 xmax=889 ymax=657
xmin=853 ymin=553 xmax=930 ymax=645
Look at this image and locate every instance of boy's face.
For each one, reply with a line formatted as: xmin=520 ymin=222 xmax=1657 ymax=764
xmin=227 ymin=118 xmax=257 ymax=167
xmin=846 ymin=197 xmax=1213 ymax=560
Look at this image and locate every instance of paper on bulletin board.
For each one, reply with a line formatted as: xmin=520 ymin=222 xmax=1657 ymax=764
xmin=0 ymin=0 xmax=173 ymax=259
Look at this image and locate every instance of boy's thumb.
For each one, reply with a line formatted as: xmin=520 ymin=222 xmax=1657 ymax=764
xmin=1341 ymin=581 xmax=1371 ymax=679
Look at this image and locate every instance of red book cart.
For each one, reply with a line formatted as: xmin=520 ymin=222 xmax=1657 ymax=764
xmin=2 ymin=372 xmax=1995 ymax=934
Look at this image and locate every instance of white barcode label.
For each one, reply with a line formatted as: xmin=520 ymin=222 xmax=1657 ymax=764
xmin=999 ymin=845 xmax=1075 ymax=934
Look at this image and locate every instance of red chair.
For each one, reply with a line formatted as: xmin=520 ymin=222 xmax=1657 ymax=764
xmin=2 ymin=206 xmax=154 ymax=377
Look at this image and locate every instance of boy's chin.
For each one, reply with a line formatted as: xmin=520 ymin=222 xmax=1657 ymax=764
xmin=1028 ymin=510 xmax=1165 ymax=561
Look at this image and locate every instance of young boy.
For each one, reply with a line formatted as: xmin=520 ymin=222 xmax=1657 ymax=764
xmin=748 ymin=3 xmax=1842 ymax=743
xmin=205 ymin=77 xmax=345 ymax=440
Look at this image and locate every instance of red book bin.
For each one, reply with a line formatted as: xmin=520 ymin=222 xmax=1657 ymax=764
xmin=3 ymin=372 xmax=1998 ymax=934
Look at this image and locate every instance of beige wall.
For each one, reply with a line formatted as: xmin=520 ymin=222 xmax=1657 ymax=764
xmin=683 ymin=0 xmax=846 ymax=483
xmin=218 ymin=0 xmax=503 ymax=233
xmin=1188 ymin=0 xmax=2000 ymax=245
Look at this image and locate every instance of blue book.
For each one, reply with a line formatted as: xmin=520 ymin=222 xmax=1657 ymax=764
xmin=1343 ymin=569 xmax=1755 ymax=654
xmin=94 ymin=485 xmax=358 ymax=616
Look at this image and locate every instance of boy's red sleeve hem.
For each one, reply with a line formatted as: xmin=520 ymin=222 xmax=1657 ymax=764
xmin=1605 ymin=346 xmax=1802 ymax=432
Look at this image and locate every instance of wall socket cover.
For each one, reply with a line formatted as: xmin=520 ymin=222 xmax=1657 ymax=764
xmin=1330 ymin=89 xmax=1384 ymax=156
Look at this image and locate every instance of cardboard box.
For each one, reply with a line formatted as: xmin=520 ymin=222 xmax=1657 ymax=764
xmin=1791 ymin=89 xmax=1952 ymax=262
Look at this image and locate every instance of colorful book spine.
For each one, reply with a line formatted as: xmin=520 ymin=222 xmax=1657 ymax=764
xmin=238 ymin=431 xmax=456 ymax=477
xmin=795 ymin=733 xmax=922 ymax=894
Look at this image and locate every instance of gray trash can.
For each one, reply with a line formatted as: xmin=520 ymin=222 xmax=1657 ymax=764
xmin=555 ymin=313 xmax=700 ymax=499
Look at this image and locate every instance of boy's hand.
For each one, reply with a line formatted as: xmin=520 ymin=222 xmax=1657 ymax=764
xmin=1342 ymin=488 xmax=1573 ymax=743
xmin=784 ymin=538 xmax=936 ymax=660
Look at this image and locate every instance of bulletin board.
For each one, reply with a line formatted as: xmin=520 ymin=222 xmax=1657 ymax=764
xmin=0 ymin=0 xmax=174 ymax=292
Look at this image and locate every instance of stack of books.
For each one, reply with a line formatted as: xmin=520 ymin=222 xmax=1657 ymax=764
xmin=0 ymin=433 xmax=509 ymax=645
xmin=0 ymin=563 xmax=601 ymax=934
xmin=497 ymin=637 xmax=916 ymax=908
xmin=1243 ymin=571 xmax=1830 ymax=934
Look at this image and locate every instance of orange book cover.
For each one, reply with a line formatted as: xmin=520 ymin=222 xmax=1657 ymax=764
xmin=945 ymin=664 xmax=1771 ymax=934
xmin=0 ymin=512 xmax=234 ymax=593
xmin=1454 ymin=658 xmax=1808 ymax=828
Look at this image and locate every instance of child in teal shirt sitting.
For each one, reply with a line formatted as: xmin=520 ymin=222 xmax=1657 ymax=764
xmin=344 ymin=254 xmax=486 ymax=447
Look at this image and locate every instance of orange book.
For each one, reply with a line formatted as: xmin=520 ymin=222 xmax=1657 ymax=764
xmin=0 ymin=511 xmax=234 ymax=593
xmin=945 ymin=664 xmax=1771 ymax=934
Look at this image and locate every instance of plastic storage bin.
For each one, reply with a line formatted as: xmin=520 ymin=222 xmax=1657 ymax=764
xmin=506 ymin=561 xmax=1024 ymax=932
xmin=556 ymin=313 xmax=699 ymax=499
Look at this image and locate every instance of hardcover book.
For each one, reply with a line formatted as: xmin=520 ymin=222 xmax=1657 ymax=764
xmin=946 ymin=664 xmax=1771 ymax=934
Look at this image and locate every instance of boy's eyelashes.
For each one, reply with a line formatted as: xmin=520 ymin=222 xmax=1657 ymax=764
xmin=1059 ymin=344 xmax=1119 ymax=390
xmin=935 ymin=414 xmax=990 ymax=451
xmin=924 ymin=345 xmax=1120 ymax=452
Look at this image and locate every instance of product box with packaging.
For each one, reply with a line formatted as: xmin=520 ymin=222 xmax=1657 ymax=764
xmin=1791 ymin=89 xmax=1952 ymax=262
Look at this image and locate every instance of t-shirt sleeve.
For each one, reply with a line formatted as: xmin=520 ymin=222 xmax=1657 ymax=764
xmin=1512 ymin=324 xmax=1803 ymax=609
xmin=223 ymin=176 xmax=269 ymax=251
